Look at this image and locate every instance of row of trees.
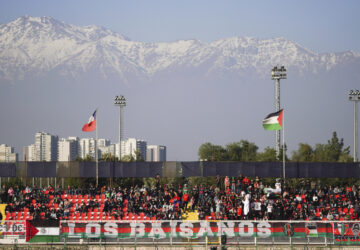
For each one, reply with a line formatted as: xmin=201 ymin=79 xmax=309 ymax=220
xmin=75 ymin=150 xmax=145 ymax=162
xmin=198 ymin=132 xmax=353 ymax=162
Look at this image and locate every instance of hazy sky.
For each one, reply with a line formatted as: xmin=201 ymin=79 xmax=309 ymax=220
xmin=1 ymin=1 xmax=359 ymax=161
xmin=1 ymin=0 xmax=360 ymax=53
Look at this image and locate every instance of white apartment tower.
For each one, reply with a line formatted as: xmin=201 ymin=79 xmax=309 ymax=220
xmin=122 ymin=138 xmax=147 ymax=160
xmin=146 ymin=145 xmax=166 ymax=162
xmin=99 ymin=144 xmax=116 ymax=159
xmin=97 ymin=139 xmax=110 ymax=147
xmin=79 ymin=138 xmax=96 ymax=159
xmin=24 ymin=144 xmax=35 ymax=161
xmin=58 ymin=137 xmax=79 ymax=161
xmin=0 ymin=144 xmax=18 ymax=162
xmin=34 ymin=132 xmax=58 ymax=161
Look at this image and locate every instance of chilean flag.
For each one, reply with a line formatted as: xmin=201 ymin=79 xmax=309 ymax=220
xmin=82 ymin=109 xmax=97 ymax=132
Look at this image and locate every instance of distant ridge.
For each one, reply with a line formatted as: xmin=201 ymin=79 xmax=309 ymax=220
xmin=0 ymin=16 xmax=359 ymax=82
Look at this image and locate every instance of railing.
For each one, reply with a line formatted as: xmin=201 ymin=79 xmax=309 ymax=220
xmin=1 ymin=220 xmax=359 ymax=246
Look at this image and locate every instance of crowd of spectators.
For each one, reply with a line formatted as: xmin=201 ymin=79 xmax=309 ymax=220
xmin=1 ymin=175 xmax=360 ymax=221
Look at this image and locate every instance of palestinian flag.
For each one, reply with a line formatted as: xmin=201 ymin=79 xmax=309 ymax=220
xmin=271 ymin=222 xmax=306 ymax=238
xmin=263 ymin=109 xmax=284 ymax=131
xmin=306 ymin=223 xmax=318 ymax=237
xmin=314 ymin=223 xmax=333 ymax=238
xmin=26 ymin=220 xmax=60 ymax=242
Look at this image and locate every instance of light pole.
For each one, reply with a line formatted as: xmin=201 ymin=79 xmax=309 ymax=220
xmin=114 ymin=95 xmax=126 ymax=161
xmin=349 ymin=90 xmax=360 ymax=162
xmin=271 ymin=66 xmax=287 ymax=157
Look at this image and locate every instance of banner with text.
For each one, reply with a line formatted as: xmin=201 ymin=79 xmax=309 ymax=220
xmin=60 ymin=221 xmax=334 ymax=239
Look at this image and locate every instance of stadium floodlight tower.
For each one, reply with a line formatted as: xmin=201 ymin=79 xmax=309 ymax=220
xmin=271 ymin=66 xmax=287 ymax=157
xmin=349 ymin=90 xmax=360 ymax=162
xmin=114 ymin=95 xmax=126 ymax=161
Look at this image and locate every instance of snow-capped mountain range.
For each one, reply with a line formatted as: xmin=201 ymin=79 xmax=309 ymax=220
xmin=1 ymin=16 xmax=359 ymax=83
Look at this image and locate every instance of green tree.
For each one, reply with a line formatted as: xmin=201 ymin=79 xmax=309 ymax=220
xmin=338 ymin=147 xmax=352 ymax=162
xmin=326 ymin=131 xmax=344 ymax=162
xmin=313 ymin=144 xmax=328 ymax=162
xmin=198 ymin=142 xmax=227 ymax=161
xmin=134 ymin=150 xmax=145 ymax=162
xmin=257 ymin=147 xmax=277 ymax=162
xmin=100 ymin=153 xmax=117 ymax=162
xmin=122 ymin=154 xmax=135 ymax=162
xmin=239 ymin=140 xmax=258 ymax=161
xmin=313 ymin=132 xmax=352 ymax=162
xmin=292 ymin=143 xmax=314 ymax=162
xmin=225 ymin=142 xmax=242 ymax=161
xmin=75 ymin=155 xmax=94 ymax=162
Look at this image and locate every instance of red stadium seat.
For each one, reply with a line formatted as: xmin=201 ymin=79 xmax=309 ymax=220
xmin=140 ymin=213 xmax=145 ymax=220
xmin=16 ymin=212 xmax=22 ymax=220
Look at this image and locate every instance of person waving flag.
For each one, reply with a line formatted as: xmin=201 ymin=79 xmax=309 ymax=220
xmin=82 ymin=109 xmax=97 ymax=132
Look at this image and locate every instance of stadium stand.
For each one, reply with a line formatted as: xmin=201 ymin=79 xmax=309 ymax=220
xmin=1 ymin=176 xmax=360 ymax=222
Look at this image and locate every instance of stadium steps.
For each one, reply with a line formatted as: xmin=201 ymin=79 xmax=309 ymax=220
xmin=184 ymin=211 xmax=198 ymax=221
xmin=182 ymin=204 xmax=199 ymax=220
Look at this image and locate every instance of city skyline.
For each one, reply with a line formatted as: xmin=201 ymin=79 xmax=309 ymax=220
xmin=19 ymin=131 xmax=166 ymax=162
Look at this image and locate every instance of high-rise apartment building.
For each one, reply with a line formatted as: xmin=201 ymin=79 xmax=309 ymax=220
xmin=122 ymin=138 xmax=147 ymax=160
xmin=0 ymin=144 xmax=18 ymax=162
xmin=97 ymin=139 xmax=110 ymax=147
xmin=78 ymin=138 xmax=111 ymax=160
xmin=34 ymin=132 xmax=58 ymax=161
xmin=98 ymin=144 xmax=116 ymax=159
xmin=146 ymin=145 xmax=166 ymax=162
xmin=24 ymin=144 xmax=35 ymax=161
xmin=58 ymin=137 xmax=79 ymax=161
xmin=79 ymin=138 xmax=96 ymax=159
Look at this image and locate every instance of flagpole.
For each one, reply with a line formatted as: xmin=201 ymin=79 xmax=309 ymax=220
xmin=96 ymin=109 xmax=99 ymax=187
xmin=282 ymin=110 xmax=286 ymax=179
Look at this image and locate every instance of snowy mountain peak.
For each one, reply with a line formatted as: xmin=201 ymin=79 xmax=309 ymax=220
xmin=0 ymin=16 xmax=359 ymax=83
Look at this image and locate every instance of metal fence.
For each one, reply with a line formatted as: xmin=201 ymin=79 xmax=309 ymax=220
xmin=0 ymin=161 xmax=360 ymax=178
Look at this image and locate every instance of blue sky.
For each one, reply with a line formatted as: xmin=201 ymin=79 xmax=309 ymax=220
xmin=1 ymin=0 xmax=360 ymax=53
